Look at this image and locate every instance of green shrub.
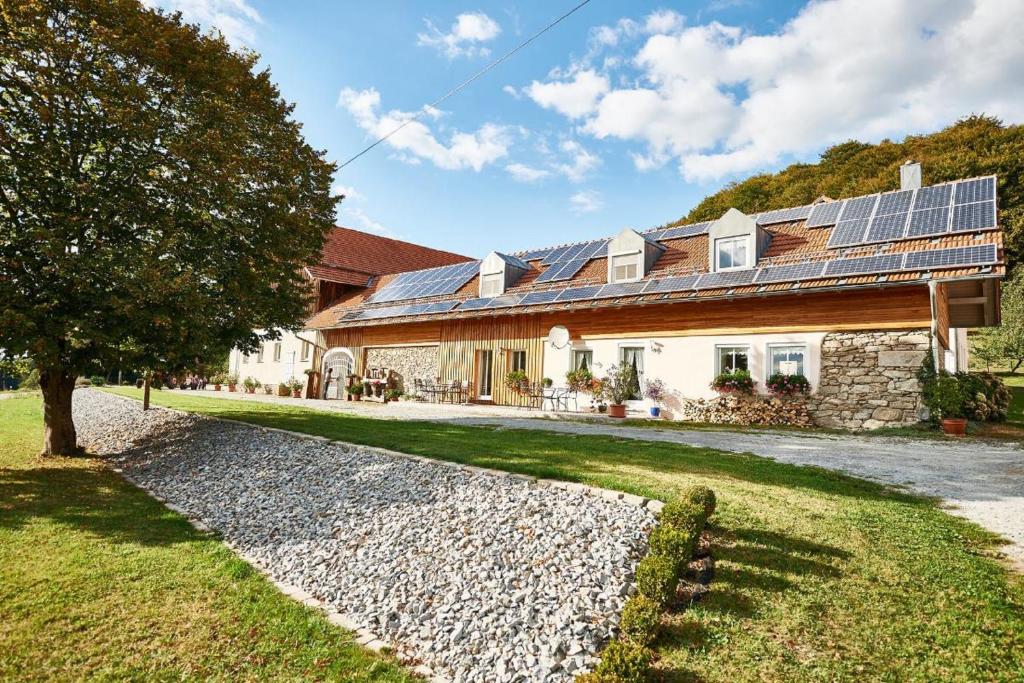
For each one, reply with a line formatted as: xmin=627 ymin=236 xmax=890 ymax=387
xmin=89 ymin=375 xmax=105 ymax=386
xmin=635 ymin=554 xmax=678 ymax=607
xmin=710 ymin=368 xmax=755 ymax=394
xmin=659 ymin=498 xmax=706 ymax=534
xmin=960 ymin=371 xmax=1011 ymax=421
xmin=618 ymin=595 xmax=662 ymax=646
xmin=20 ymin=369 xmax=39 ymax=390
xmin=151 ymin=377 xmax=164 ymax=390
xmin=681 ymin=485 xmax=717 ymax=518
xmin=647 ymin=525 xmax=697 ymax=569
xmin=924 ymin=373 xmax=968 ymax=419
xmin=765 ymin=372 xmax=810 ymax=396
xmin=575 ymin=674 xmax=616 ymax=683
xmin=593 ymin=640 xmax=653 ymax=683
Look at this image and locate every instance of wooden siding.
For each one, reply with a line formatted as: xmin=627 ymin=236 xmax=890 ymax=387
xmin=934 ymin=283 xmax=951 ymax=354
xmin=438 ymin=316 xmax=545 ymax=405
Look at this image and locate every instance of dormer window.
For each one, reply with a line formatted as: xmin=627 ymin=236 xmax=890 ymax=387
xmin=480 ymin=272 xmax=504 ymax=297
xmin=610 ymin=251 xmax=642 ymax=283
xmin=715 ymin=236 xmax=750 ymax=271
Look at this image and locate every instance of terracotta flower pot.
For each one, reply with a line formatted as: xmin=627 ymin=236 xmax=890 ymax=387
xmin=228 ymin=385 xmax=236 ymax=392
xmin=292 ymin=390 xmax=301 ymax=398
xmin=246 ymin=388 xmax=255 ymax=394
xmin=608 ymin=403 xmax=626 ymax=418
xmin=214 ymin=384 xmax=221 ymax=391
xmin=353 ymin=394 xmax=361 ymax=401
xmin=941 ymin=418 xmax=967 ymax=436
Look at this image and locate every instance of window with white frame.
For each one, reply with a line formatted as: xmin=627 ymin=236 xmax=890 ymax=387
xmin=716 ymin=345 xmax=749 ymax=373
xmin=300 ymin=341 xmax=311 ymax=362
xmin=715 ymin=236 xmax=750 ymax=271
xmin=610 ymin=252 xmax=641 ymax=283
xmin=571 ymin=349 xmax=593 ymax=371
xmin=509 ymin=349 xmax=527 ymax=373
xmin=480 ymin=272 xmax=504 ymax=297
xmin=256 ymin=345 xmax=264 ymax=363
xmin=768 ymin=344 xmax=806 ymax=376
xmin=619 ymin=346 xmax=644 ymax=400
xmin=273 ymin=342 xmax=282 ymax=362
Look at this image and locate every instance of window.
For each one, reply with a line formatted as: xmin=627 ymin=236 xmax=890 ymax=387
xmin=619 ymin=346 xmax=644 ymax=400
xmin=768 ymin=344 xmax=806 ymax=376
xmin=571 ymin=349 xmax=593 ymax=371
xmin=717 ymin=345 xmax=749 ymax=374
xmin=273 ymin=342 xmax=282 ymax=362
xmin=300 ymin=341 xmax=311 ymax=362
xmin=715 ymin=236 xmax=749 ymax=271
xmin=480 ymin=273 xmax=504 ymax=297
xmin=509 ymin=350 xmax=527 ymax=373
xmin=256 ymin=345 xmax=264 ymax=363
xmin=610 ymin=253 xmax=641 ymax=283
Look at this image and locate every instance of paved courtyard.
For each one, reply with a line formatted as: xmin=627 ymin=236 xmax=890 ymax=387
xmin=166 ymin=388 xmax=1024 ymax=566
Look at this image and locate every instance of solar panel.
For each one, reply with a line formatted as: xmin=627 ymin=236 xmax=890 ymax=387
xmin=806 ymin=201 xmax=846 ymax=228
xmin=538 ymin=257 xmax=591 ymax=283
xmin=912 ymin=183 xmax=953 ymax=210
xmin=596 ymin=281 xmax=648 ymax=298
xmin=823 ymin=253 xmax=904 ymax=277
xmin=482 ymin=294 xmax=522 ymax=308
xmin=341 ymin=310 xmax=366 ymax=321
xmin=424 ymin=300 xmax=459 ymax=313
xmin=755 ymin=262 xmax=826 ymax=284
xmin=642 ymin=274 xmax=700 ymax=293
xmin=903 ymin=244 xmax=998 ymax=270
xmin=541 ymin=246 xmax=570 ymax=265
xmin=954 ymin=176 xmax=996 ymax=204
xmin=534 ymin=263 xmax=566 ymax=283
xmin=365 ymin=260 xmax=481 ymax=304
xmin=876 ymin=189 xmax=915 ymax=216
xmin=518 ymin=248 xmax=554 ymax=261
xmin=906 ymin=206 xmax=950 ymax=238
xmin=951 ymin=200 xmax=996 ymax=232
xmin=865 ymin=212 xmax=909 ymax=242
xmin=654 ymin=222 xmax=712 ymax=241
xmin=555 ymin=285 xmax=603 ymax=302
xmin=826 ymin=219 xmax=870 ymax=248
xmin=696 ymin=269 xmax=757 ymax=290
xmin=755 ymin=205 xmax=812 ymax=225
xmin=457 ymin=297 xmax=493 ymax=310
xmin=837 ymin=195 xmax=878 ymax=222
xmin=519 ymin=289 xmax=561 ymax=306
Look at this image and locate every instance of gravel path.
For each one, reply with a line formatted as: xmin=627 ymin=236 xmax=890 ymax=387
xmin=74 ymin=390 xmax=655 ymax=682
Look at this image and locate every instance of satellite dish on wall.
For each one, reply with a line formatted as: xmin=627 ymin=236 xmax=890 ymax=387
xmin=548 ymin=325 xmax=570 ymax=349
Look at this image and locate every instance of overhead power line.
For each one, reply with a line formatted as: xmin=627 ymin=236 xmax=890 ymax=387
xmin=338 ymin=0 xmax=593 ymax=171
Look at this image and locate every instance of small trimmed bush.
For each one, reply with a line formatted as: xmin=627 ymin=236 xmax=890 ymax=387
xmin=647 ymin=525 xmax=697 ymax=569
xmin=682 ymin=485 xmax=717 ymax=519
xmin=635 ymin=554 xmax=678 ymax=607
xmin=618 ymin=595 xmax=662 ymax=646
xmin=659 ymin=498 xmax=706 ymax=535
xmin=89 ymin=375 xmax=105 ymax=387
xmin=592 ymin=640 xmax=653 ymax=683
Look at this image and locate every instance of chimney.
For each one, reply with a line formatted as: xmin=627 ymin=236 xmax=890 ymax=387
xmin=900 ymin=160 xmax=922 ymax=191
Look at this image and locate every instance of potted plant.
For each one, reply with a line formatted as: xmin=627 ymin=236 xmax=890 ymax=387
xmin=211 ymin=372 xmax=226 ymax=391
xmin=588 ymin=377 xmax=608 ymax=413
xmin=505 ymin=370 xmax=529 ymax=394
xmin=242 ymin=376 xmax=260 ymax=394
xmin=542 ymin=377 xmax=554 ymax=388
xmin=566 ymin=368 xmax=593 ymax=393
xmin=263 ymin=383 xmax=274 ymax=395
xmin=362 ymin=379 xmax=372 ymax=398
xmin=711 ymin=369 xmax=756 ymax=395
xmin=227 ymin=373 xmax=239 ymax=392
xmin=385 ymin=388 xmax=403 ymax=402
xmin=643 ymin=378 xmax=666 ymax=418
xmin=766 ymin=372 xmax=811 ymax=397
xmin=927 ymin=373 xmax=968 ymax=436
xmin=284 ymin=377 xmax=303 ymax=398
xmin=349 ymin=383 xmax=364 ymax=401
xmin=603 ymin=364 xmax=635 ymax=418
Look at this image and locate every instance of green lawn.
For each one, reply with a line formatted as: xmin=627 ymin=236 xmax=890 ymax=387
xmin=100 ymin=386 xmax=1024 ymax=682
xmin=0 ymin=394 xmax=414 ymax=682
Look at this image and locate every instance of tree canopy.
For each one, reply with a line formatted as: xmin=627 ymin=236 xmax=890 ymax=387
xmin=0 ymin=0 xmax=338 ymax=454
xmin=667 ymin=116 xmax=1024 ymax=270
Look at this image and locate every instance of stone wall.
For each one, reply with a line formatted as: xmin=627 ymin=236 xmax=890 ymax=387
xmin=364 ymin=346 xmax=439 ymax=393
xmin=809 ymin=329 xmax=930 ymax=430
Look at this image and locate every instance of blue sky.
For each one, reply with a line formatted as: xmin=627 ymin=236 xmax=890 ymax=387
xmin=149 ymin=0 xmax=1022 ymax=258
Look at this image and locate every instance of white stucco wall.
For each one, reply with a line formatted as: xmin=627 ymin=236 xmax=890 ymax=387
xmin=229 ymin=330 xmax=314 ymax=387
xmin=543 ymin=331 xmax=827 ymax=414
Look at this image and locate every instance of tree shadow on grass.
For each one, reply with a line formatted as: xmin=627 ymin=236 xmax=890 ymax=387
xmin=0 ymin=462 xmax=207 ymax=547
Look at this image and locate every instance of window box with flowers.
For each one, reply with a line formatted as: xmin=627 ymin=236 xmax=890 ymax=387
xmin=711 ymin=369 xmax=755 ymax=395
xmin=765 ymin=373 xmax=811 ymax=397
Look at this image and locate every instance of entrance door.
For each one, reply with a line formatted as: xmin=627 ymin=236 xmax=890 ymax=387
xmin=619 ymin=346 xmax=644 ymax=401
xmin=321 ymin=349 xmax=353 ymax=400
xmin=475 ymin=350 xmax=494 ymax=400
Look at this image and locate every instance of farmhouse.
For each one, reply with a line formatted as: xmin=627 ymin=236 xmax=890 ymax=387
xmin=304 ymin=164 xmax=1003 ymax=429
xmin=228 ymin=227 xmax=471 ymax=389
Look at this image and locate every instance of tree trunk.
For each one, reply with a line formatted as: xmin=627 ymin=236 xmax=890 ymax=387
xmin=39 ymin=368 xmax=83 ymax=457
xmin=143 ymin=374 xmax=151 ymax=410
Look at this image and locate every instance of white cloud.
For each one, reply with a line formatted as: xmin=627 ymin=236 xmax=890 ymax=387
xmin=331 ymin=184 xmax=364 ymax=202
xmin=142 ymin=0 xmax=261 ymax=46
xmin=525 ymin=69 xmax=610 ymax=119
xmin=505 ymin=163 xmax=551 ymax=183
xmin=556 ymin=140 xmax=601 ymax=182
xmin=417 ymin=12 xmax=501 ymax=59
xmin=502 ymin=85 xmax=522 ymax=99
xmin=525 ymin=0 xmax=1024 ymax=181
xmin=340 ymin=206 xmax=400 ymax=239
xmin=338 ymin=87 xmax=512 ymax=171
xmin=569 ymin=190 xmax=603 ymax=214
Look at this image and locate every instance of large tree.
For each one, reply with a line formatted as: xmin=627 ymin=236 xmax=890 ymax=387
xmin=0 ymin=0 xmax=338 ymax=455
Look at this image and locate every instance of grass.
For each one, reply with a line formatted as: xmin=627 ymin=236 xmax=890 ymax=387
xmin=0 ymin=394 xmax=415 ymax=682
xmin=102 ymin=386 xmax=1024 ymax=682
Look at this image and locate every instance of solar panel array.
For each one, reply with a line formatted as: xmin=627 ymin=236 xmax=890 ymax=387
xmin=646 ymin=222 xmax=712 ymax=241
xmin=363 ymin=261 xmax=481 ymax=304
xmin=534 ymin=239 xmax=609 ymax=283
xmin=826 ymin=176 xmax=997 ymax=248
xmin=754 ymin=205 xmax=813 ymax=225
xmin=806 ymin=200 xmax=847 ymax=228
xmin=339 ymin=243 xmax=997 ymax=322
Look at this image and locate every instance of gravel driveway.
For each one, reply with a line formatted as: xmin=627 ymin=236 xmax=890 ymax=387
xmin=74 ymin=391 xmax=654 ymax=682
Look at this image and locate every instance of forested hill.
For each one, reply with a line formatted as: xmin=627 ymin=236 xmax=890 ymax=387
xmin=668 ymin=116 xmax=1024 ymax=269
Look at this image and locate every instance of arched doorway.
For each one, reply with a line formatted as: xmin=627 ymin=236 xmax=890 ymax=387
xmin=321 ymin=348 xmax=354 ymax=400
